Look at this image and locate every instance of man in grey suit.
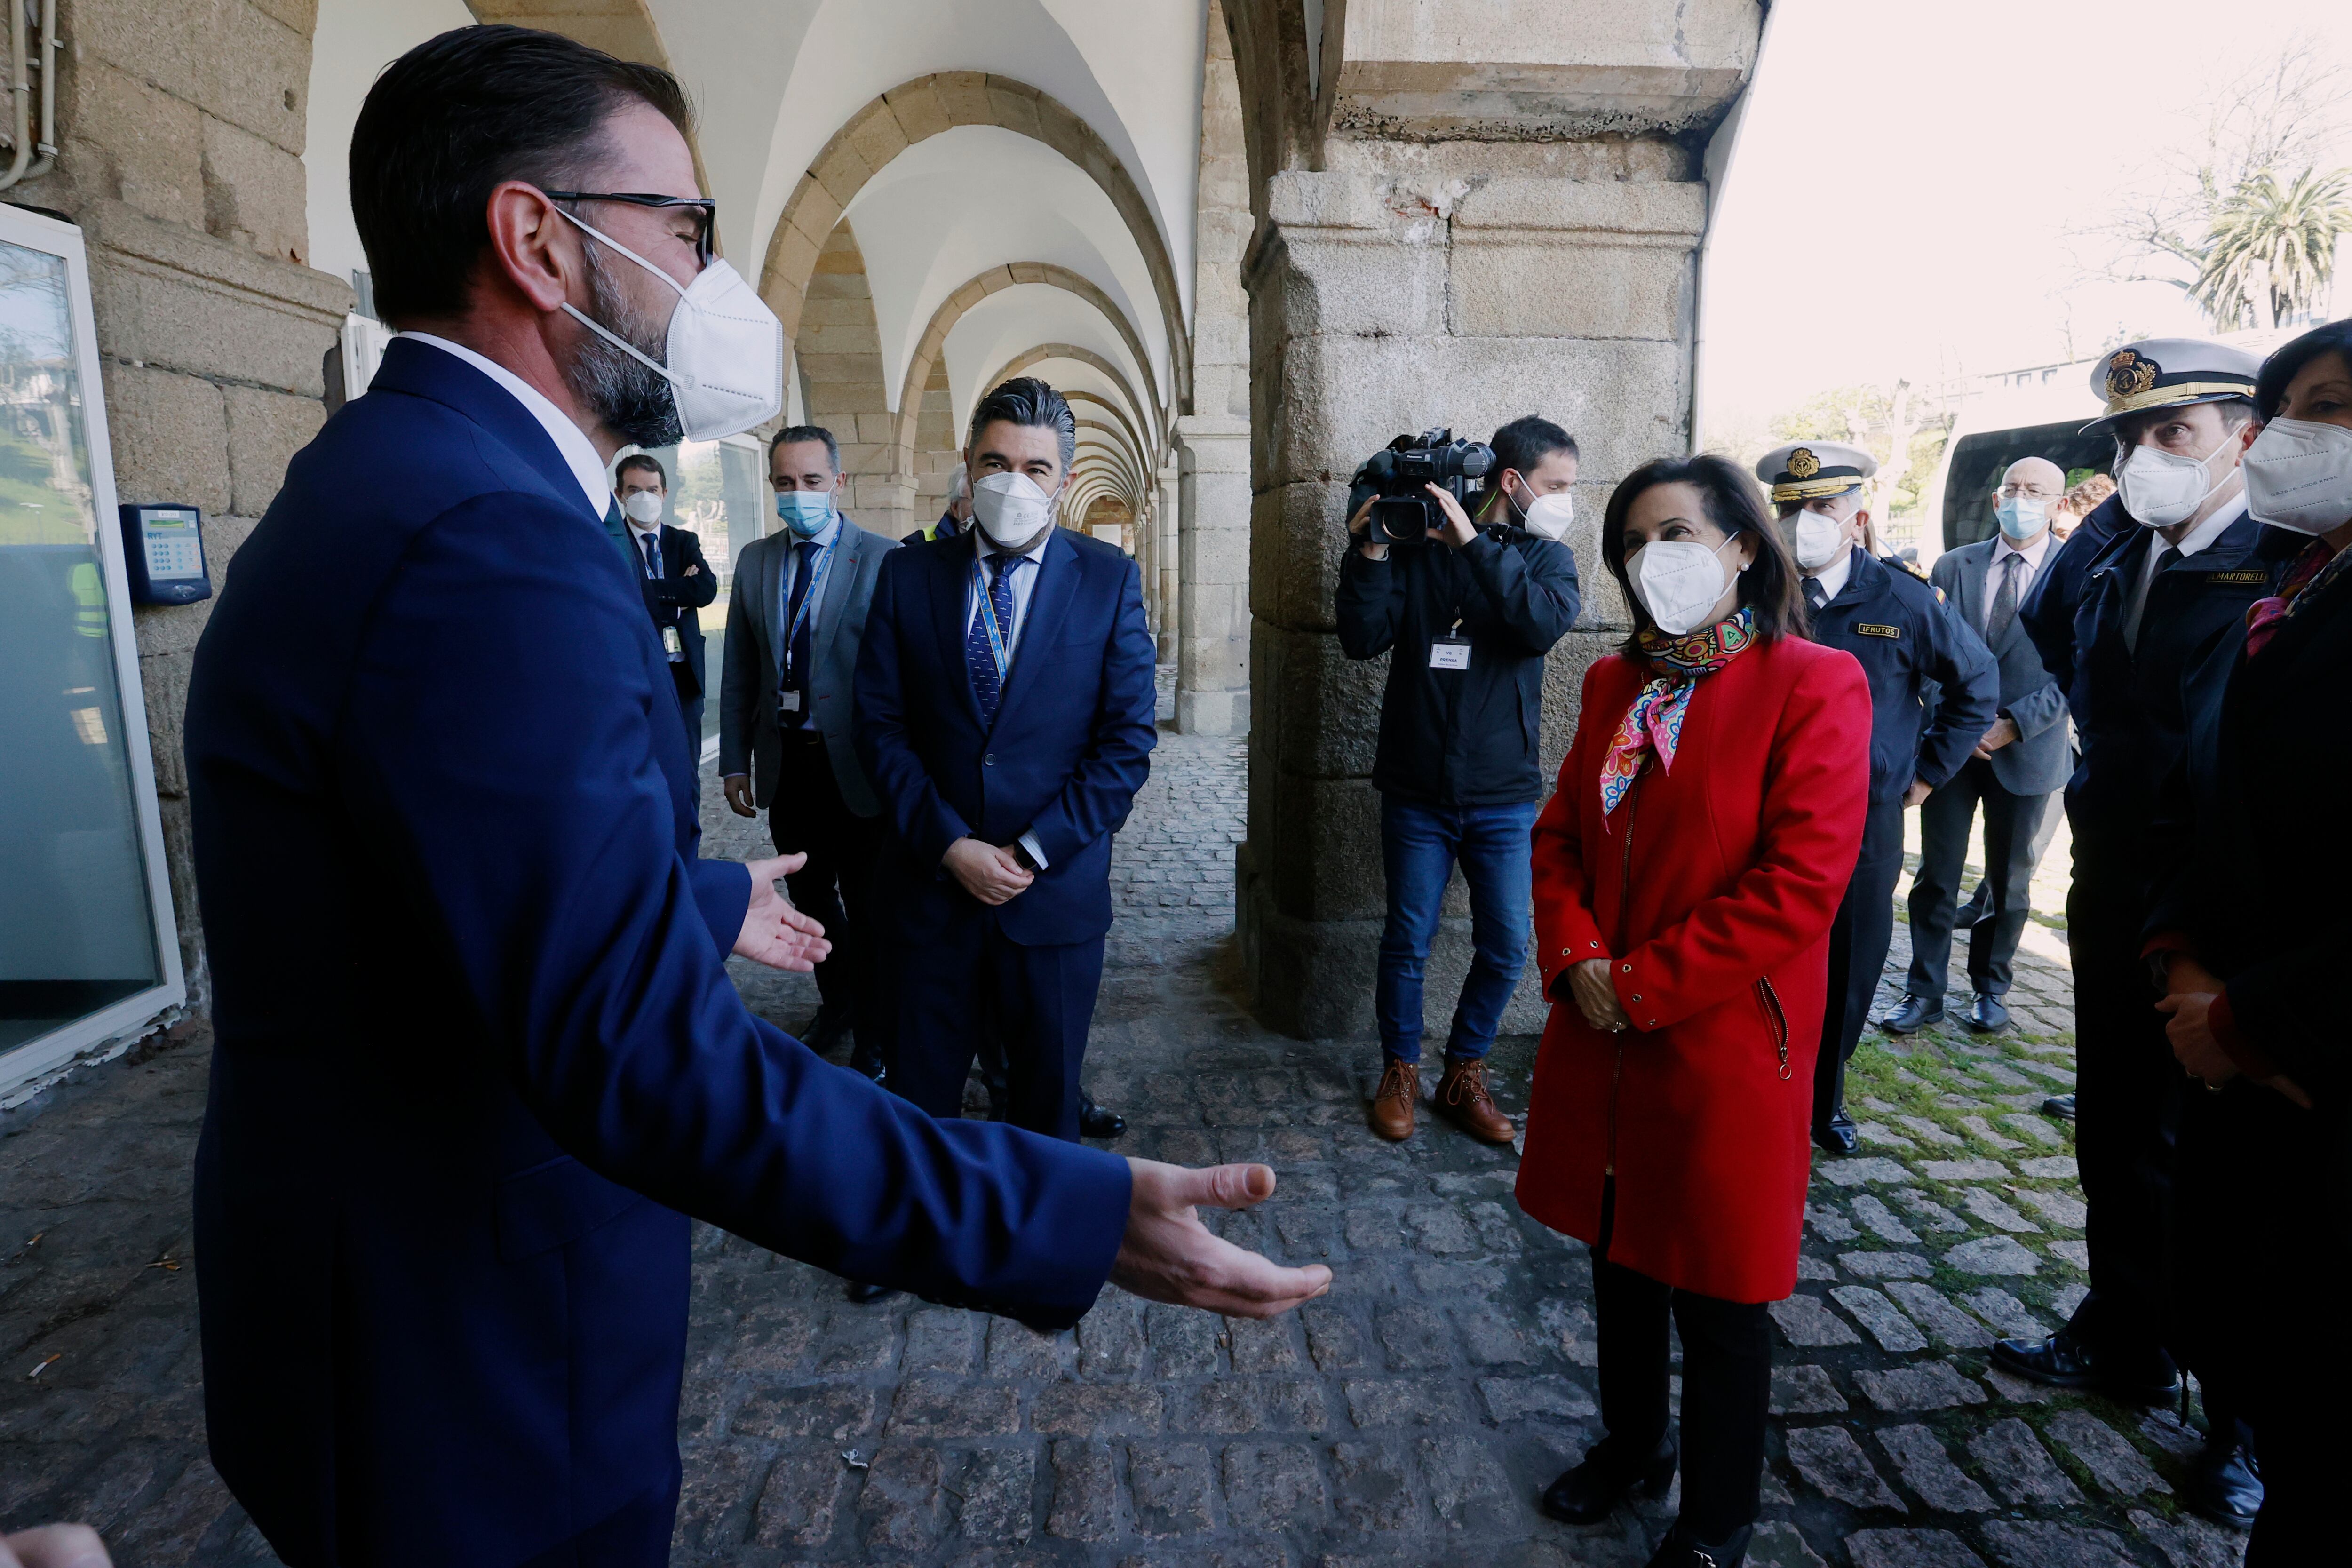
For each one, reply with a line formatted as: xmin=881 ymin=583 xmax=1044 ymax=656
xmin=721 ymin=425 xmax=889 ymax=1075
xmin=1884 ymin=456 xmax=2073 ymax=1035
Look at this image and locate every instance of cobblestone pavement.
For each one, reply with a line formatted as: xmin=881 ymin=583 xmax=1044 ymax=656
xmin=0 ymin=724 xmax=2249 ymax=1568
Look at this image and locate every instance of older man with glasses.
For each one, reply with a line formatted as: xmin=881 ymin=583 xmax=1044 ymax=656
xmin=1882 ymin=456 xmax=2072 ymax=1037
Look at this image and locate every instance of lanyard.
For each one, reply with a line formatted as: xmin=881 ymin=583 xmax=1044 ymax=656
xmin=972 ymin=553 xmax=1016 ymax=680
xmin=779 ymin=536 xmax=837 ymax=676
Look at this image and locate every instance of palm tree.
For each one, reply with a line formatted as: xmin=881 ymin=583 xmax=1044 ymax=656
xmin=2192 ymin=167 xmax=2352 ymax=331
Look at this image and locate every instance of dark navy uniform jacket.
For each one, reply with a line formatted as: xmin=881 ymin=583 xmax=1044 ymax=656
xmin=183 ymin=338 xmax=1131 ymax=1566
xmin=2019 ymin=495 xmax=2300 ymax=849
xmin=1807 ymin=546 xmax=1999 ymax=807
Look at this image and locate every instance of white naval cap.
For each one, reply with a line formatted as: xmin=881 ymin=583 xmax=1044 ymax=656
xmin=1755 ymin=440 xmax=1878 ymax=505
xmin=2081 ymin=337 xmax=2262 ymax=435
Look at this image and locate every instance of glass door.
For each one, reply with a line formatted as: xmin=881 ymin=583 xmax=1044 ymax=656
xmin=0 ymin=205 xmax=183 ymax=1076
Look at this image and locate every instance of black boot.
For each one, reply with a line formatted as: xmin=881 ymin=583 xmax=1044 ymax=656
xmin=1079 ymin=1093 xmax=1126 ymax=1139
xmin=2186 ymin=1437 xmax=2261 ymax=1529
xmin=1538 ymin=1435 xmax=1676 ymax=1525
xmin=1645 ymin=1521 xmax=1752 ymax=1568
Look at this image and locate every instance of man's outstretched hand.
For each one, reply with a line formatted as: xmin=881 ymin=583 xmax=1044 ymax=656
xmin=0 ymin=1524 xmax=109 ymax=1568
xmin=1111 ymin=1159 xmax=1332 ymax=1318
xmin=733 ymin=854 xmax=832 ymax=971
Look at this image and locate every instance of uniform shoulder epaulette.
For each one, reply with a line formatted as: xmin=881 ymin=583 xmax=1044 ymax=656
xmin=1897 ymin=557 xmax=1931 ymax=584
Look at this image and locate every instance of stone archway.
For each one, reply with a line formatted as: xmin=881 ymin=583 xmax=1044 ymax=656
xmin=757 ymin=72 xmax=1191 ymax=410
xmin=891 ymin=263 xmax=1158 ymax=495
xmin=979 ymin=344 xmax=1161 ymax=454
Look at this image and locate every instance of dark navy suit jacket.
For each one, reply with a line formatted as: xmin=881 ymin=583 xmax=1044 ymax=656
xmin=854 ymin=528 xmax=1158 ymax=947
xmin=183 ymin=338 xmax=1131 ymax=1567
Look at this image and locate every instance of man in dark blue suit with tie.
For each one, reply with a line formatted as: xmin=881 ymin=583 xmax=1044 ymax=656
xmin=857 ymin=377 xmax=1158 ymax=1142
xmin=181 ymin=29 xmax=1326 ymax=1568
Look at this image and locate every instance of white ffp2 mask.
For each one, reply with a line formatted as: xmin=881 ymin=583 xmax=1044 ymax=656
xmin=2115 ymin=435 xmax=2240 ymax=529
xmin=971 ymin=471 xmax=1056 ymax=547
xmin=620 ymin=490 xmax=664 ymax=526
xmin=1521 ymin=492 xmax=1575 ymax=542
xmin=1626 ymin=534 xmax=1744 ymax=637
xmin=556 ymin=209 xmax=784 ymax=442
xmin=1788 ymin=509 xmax=1848 ymax=571
xmin=2243 ymin=417 xmax=2352 ymax=537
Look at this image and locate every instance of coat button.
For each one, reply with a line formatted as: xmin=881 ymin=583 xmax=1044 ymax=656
xmin=984 ymin=753 xmax=996 ymax=766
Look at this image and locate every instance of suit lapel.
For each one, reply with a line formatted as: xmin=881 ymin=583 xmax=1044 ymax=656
xmin=813 ymin=519 xmax=864 ymax=673
xmin=993 ymin=530 xmax=1081 ymax=724
xmin=930 ymin=537 xmax=986 ymax=727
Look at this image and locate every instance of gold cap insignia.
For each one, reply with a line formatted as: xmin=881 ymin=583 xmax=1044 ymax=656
xmin=1786 ymin=447 xmax=1820 ymax=480
xmin=2106 ymin=350 xmax=2159 ymax=401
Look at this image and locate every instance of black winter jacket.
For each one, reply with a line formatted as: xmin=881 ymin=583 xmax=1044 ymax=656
xmin=1335 ymin=525 xmax=1581 ymax=806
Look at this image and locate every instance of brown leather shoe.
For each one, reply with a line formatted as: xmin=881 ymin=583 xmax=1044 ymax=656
xmin=1369 ymin=1057 xmax=1418 ymax=1141
xmin=1435 ymin=1056 xmax=1516 ymax=1145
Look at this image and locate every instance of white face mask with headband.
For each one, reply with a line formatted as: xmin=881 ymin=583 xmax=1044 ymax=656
xmin=2114 ymin=426 xmax=2243 ymax=529
xmin=555 ymin=207 xmax=785 ymax=442
xmin=971 ymin=471 xmax=1057 ymax=548
xmin=1509 ymin=478 xmax=1575 ymax=542
xmin=1625 ymin=533 xmax=1748 ymax=637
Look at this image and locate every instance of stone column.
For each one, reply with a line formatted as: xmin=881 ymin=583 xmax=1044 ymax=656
xmin=1155 ymin=460 xmax=1181 ymax=663
xmin=1174 ymin=414 xmax=1251 ymax=735
xmin=1235 ymin=161 xmax=1719 ymax=1038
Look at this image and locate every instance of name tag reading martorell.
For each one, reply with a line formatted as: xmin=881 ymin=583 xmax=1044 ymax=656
xmin=1430 ymin=634 xmax=1471 ymax=671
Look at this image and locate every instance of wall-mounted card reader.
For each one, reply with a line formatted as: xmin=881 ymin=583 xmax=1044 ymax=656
xmin=119 ymin=504 xmax=210 ymax=605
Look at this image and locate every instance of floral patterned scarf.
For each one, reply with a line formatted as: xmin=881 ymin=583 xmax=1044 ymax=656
xmin=2245 ymin=538 xmax=2349 ymax=658
xmin=1599 ymin=609 xmax=1756 ymax=817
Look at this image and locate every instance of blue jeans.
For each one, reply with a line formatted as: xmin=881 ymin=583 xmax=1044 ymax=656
xmin=1375 ymin=796 xmax=1539 ymax=1063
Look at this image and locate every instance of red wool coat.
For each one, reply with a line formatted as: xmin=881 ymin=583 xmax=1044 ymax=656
xmin=1515 ymin=634 xmax=1872 ymax=1303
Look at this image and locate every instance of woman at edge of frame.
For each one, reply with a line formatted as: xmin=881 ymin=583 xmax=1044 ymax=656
xmin=1514 ymin=454 xmax=1872 ymax=1568
xmin=2144 ymin=315 xmax=2352 ymax=1563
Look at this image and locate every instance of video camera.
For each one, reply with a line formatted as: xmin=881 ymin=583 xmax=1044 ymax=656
xmin=1349 ymin=429 xmax=1496 ymax=547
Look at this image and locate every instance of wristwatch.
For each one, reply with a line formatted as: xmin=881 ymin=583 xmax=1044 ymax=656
xmin=1010 ymin=841 xmax=1041 ymax=873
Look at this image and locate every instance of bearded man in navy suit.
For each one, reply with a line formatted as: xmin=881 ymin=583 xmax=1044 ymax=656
xmin=856 ymin=378 xmax=1158 ymax=1142
xmin=182 ymin=29 xmax=1325 ymax=1568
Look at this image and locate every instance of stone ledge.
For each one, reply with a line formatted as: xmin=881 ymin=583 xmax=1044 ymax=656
xmin=78 ymin=197 xmax=351 ymax=322
xmin=1450 ymin=178 xmax=1707 ymax=240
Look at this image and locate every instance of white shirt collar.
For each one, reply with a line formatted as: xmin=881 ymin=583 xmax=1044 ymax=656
xmin=1809 ymin=543 xmax=1856 ymax=603
xmin=399 ymin=332 xmax=611 ymax=522
xmin=2165 ymin=493 xmax=2248 ymax=561
xmin=624 ymin=511 xmax=661 ymax=543
xmin=976 ymin=526 xmax=1055 ymax=567
xmin=1992 ymin=529 xmax=2053 ymax=573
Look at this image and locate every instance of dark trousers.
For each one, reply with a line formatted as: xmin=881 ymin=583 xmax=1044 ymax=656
xmin=888 ymin=920 xmax=1105 ymax=1142
xmin=1590 ymin=1182 xmax=1771 ymax=1542
xmin=1812 ymin=794 xmax=1906 ymax=1127
xmin=515 ymin=1480 xmax=678 ymax=1568
xmin=2063 ymin=839 xmax=2179 ymax=1368
xmin=1905 ymin=759 xmax=2058 ymax=1003
xmin=766 ymin=732 xmax=882 ymax=1055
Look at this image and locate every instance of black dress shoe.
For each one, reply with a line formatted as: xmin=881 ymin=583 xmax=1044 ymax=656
xmin=1964 ymin=992 xmax=2012 ymax=1032
xmin=797 ymin=1003 xmax=853 ymax=1056
xmin=1879 ymin=994 xmax=1943 ymax=1034
xmin=1079 ymin=1095 xmax=1126 ymax=1139
xmin=844 ymin=1280 xmax=899 ymax=1305
xmin=2187 ymin=1439 xmax=2261 ymax=1529
xmin=1811 ymin=1109 xmax=1859 ymax=1155
xmin=1990 ymin=1330 xmax=2180 ymax=1405
xmin=1539 ymin=1435 xmax=1677 ymax=1525
xmin=1645 ymin=1521 xmax=1752 ymax=1568
xmin=2042 ymin=1092 xmax=2076 ymax=1121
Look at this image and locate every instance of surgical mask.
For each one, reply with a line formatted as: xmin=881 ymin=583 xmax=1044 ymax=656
xmin=555 ymin=208 xmax=784 ymax=442
xmin=2242 ymin=417 xmax=2352 ymax=537
xmin=1519 ymin=488 xmax=1575 ymax=542
xmin=971 ymin=471 xmax=1056 ymax=547
xmin=1625 ymin=533 xmax=1746 ymax=637
xmin=774 ymin=489 xmax=833 ymax=539
xmin=2115 ymin=433 xmax=2241 ymax=529
xmin=1994 ymin=496 xmax=2048 ymax=541
xmin=620 ymin=490 xmax=664 ymax=526
xmin=1787 ymin=507 xmax=1848 ymax=571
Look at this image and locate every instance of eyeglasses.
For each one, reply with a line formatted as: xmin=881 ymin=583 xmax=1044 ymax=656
xmin=1996 ymin=483 xmax=2058 ymax=499
xmin=541 ymin=191 xmax=717 ymax=266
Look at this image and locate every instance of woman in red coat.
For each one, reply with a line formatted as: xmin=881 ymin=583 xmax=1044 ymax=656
xmin=1517 ymin=455 xmax=1871 ymax=1568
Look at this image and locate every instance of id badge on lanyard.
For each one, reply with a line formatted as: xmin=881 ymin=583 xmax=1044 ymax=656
xmin=1430 ymin=614 xmax=1470 ymax=670
xmin=778 ymin=539 xmax=838 ymax=709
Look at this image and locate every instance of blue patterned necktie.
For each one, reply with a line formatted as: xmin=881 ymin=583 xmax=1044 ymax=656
xmin=639 ymin=531 xmax=660 ymax=579
xmin=966 ymin=553 xmax=1024 ymax=724
xmin=780 ymin=540 xmax=821 ymax=727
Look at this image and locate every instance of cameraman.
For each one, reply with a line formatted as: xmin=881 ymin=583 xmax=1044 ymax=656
xmin=1338 ymin=415 xmax=1583 ymax=1146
